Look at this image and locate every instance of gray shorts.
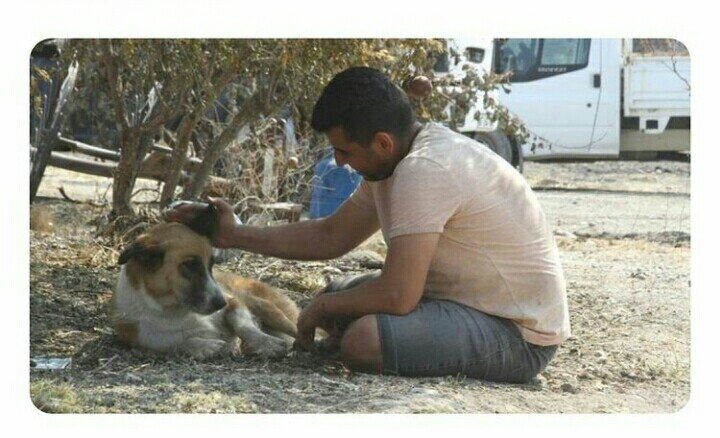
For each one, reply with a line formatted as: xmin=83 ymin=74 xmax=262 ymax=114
xmin=323 ymin=271 xmax=557 ymax=383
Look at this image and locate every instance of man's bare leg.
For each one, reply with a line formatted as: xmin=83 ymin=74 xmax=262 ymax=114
xmin=339 ymin=314 xmax=383 ymax=374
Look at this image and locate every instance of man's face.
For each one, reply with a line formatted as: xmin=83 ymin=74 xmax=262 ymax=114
xmin=325 ymin=127 xmax=396 ymax=182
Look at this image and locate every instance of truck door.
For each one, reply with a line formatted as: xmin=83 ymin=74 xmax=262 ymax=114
xmin=496 ymin=39 xmax=616 ymax=157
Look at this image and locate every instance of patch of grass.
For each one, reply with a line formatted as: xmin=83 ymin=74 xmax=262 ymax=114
xmin=169 ymin=391 xmax=259 ymax=413
xmin=30 ymin=379 xmax=83 ymax=413
xmin=30 ymin=206 xmax=55 ymax=233
xmin=278 ymin=273 xmax=326 ymax=295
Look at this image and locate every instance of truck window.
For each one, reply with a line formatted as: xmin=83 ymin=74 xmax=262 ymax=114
xmin=466 ymin=47 xmax=485 ymax=64
xmin=540 ymin=39 xmax=590 ymax=66
xmin=494 ymin=38 xmax=591 ymax=83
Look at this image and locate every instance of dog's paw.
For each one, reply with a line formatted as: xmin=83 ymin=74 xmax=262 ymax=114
xmin=244 ymin=335 xmax=291 ymax=359
xmin=184 ymin=338 xmax=227 ymax=360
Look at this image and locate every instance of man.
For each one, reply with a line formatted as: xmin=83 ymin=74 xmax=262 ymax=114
xmin=165 ymin=66 xmax=570 ymax=383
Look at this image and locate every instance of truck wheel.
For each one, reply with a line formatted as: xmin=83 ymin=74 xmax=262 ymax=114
xmin=473 ymin=130 xmax=514 ymax=166
xmin=511 ymin=137 xmax=524 ymax=173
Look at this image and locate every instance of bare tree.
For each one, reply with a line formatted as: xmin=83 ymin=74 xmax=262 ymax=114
xmin=62 ymin=39 xmax=529 ymax=218
xmin=30 ymin=59 xmax=78 ymax=203
xmin=100 ymin=41 xmax=180 ymax=216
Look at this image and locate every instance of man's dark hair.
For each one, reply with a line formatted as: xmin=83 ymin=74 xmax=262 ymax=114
xmin=311 ymin=67 xmax=415 ymax=146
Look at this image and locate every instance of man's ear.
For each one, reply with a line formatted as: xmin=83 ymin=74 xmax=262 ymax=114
xmin=372 ymin=132 xmax=395 ymax=155
xmin=186 ymin=204 xmax=219 ymax=241
xmin=118 ymin=241 xmax=164 ymax=270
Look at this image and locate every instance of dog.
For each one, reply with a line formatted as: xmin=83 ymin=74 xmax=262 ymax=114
xmin=111 ymin=204 xmax=299 ymax=359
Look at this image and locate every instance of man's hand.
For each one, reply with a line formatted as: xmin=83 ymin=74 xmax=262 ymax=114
xmin=162 ymin=197 xmax=239 ymax=248
xmin=294 ymin=296 xmax=328 ymax=352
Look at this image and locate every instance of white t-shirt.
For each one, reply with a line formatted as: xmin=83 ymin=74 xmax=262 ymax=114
xmin=349 ymin=123 xmax=571 ymax=346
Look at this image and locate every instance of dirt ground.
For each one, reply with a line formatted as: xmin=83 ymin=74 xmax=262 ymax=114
xmin=29 ymin=158 xmax=690 ymax=413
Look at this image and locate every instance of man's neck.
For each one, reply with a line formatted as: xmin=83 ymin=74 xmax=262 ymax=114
xmin=396 ymin=122 xmax=424 ymax=161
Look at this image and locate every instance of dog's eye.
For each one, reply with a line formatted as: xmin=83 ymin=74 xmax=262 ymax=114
xmin=179 ymin=258 xmax=202 ymax=277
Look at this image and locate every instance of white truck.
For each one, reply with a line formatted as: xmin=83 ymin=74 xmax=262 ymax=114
xmin=439 ymin=38 xmax=691 ymax=169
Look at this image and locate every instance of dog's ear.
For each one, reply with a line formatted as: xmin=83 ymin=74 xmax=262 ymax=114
xmin=118 ymin=241 xmax=164 ymax=270
xmin=186 ymin=203 xmax=219 ymax=241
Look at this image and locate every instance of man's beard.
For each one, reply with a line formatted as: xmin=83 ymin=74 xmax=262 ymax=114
xmin=360 ymin=171 xmax=388 ymax=182
xmin=358 ymin=161 xmax=395 ymax=182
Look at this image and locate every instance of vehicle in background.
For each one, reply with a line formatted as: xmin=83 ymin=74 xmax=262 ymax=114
xmin=438 ymin=38 xmax=691 ymax=166
xmin=431 ymin=39 xmax=522 ymax=166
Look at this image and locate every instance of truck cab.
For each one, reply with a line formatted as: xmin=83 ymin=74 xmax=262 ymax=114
xmin=494 ymin=38 xmax=621 ymax=158
xmin=440 ymin=38 xmax=691 ymax=164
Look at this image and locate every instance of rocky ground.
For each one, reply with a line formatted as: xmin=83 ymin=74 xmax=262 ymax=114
xmin=29 ymin=158 xmax=690 ymax=413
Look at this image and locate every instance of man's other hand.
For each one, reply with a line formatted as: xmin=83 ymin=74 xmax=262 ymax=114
xmin=294 ymin=297 xmax=328 ymax=352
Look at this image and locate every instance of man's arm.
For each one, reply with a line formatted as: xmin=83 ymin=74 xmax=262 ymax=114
xmin=232 ymin=199 xmax=379 ymax=260
xmin=166 ymin=197 xmax=379 ymax=261
xmin=296 ymin=232 xmax=440 ymax=348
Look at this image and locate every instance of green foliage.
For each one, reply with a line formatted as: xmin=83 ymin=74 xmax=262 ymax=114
xmin=56 ymin=39 xmax=527 ymax=214
xmin=60 ymin=39 xmax=451 ymax=145
xmin=30 ymin=379 xmax=83 ymax=413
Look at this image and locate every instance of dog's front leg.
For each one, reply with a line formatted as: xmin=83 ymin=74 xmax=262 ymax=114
xmin=181 ymin=337 xmax=228 ymax=359
xmin=226 ymin=306 xmax=290 ymax=359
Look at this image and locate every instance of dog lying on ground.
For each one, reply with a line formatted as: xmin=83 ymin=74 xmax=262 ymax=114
xmin=111 ymin=204 xmax=299 ymax=359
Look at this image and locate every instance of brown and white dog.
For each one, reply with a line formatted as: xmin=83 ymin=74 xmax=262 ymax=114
xmin=111 ymin=205 xmax=299 ymax=359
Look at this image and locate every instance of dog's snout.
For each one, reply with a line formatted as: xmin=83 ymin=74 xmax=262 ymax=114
xmin=183 ymin=276 xmax=227 ymax=315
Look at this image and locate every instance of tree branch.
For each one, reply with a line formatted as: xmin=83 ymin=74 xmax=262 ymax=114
xmin=182 ymin=92 xmax=264 ymax=199
xmin=100 ymin=39 xmax=130 ymax=130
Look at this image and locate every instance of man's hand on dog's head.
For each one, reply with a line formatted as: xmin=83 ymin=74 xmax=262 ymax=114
xmin=162 ymin=203 xmax=201 ymax=223
xmin=163 ymin=197 xmax=240 ymax=249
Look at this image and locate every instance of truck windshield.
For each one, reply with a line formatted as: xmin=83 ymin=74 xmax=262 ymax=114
xmin=494 ymin=39 xmax=540 ymax=79
xmin=494 ymin=38 xmax=591 ymax=82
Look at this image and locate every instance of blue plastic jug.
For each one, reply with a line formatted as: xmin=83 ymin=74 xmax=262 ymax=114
xmin=309 ymin=149 xmax=363 ymax=218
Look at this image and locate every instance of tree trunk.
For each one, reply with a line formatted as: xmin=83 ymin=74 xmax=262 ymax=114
xmin=159 ymin=111 xmax=202 ymax=206
xmin=159 ymin=73 xmax=237 ymax=206
xmin=111 ymin=129 xmax=145 ymax=216
xmin=182 ymin=113 xmax=246 ymax=199
xmin=30 ymin=128 xmax=58 ymax=203
xmin=30 ymin=60 xmax=78 ymax=203
xmin=182 ymin=96 xmax=262 ymax=199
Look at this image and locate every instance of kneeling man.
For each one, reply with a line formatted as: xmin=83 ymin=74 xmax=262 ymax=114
xmin=166 ymin=67 xmax=570 ymax=383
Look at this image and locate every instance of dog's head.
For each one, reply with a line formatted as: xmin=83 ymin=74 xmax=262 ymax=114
xmin=118 ymin=205 xmax=226 ymax=315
